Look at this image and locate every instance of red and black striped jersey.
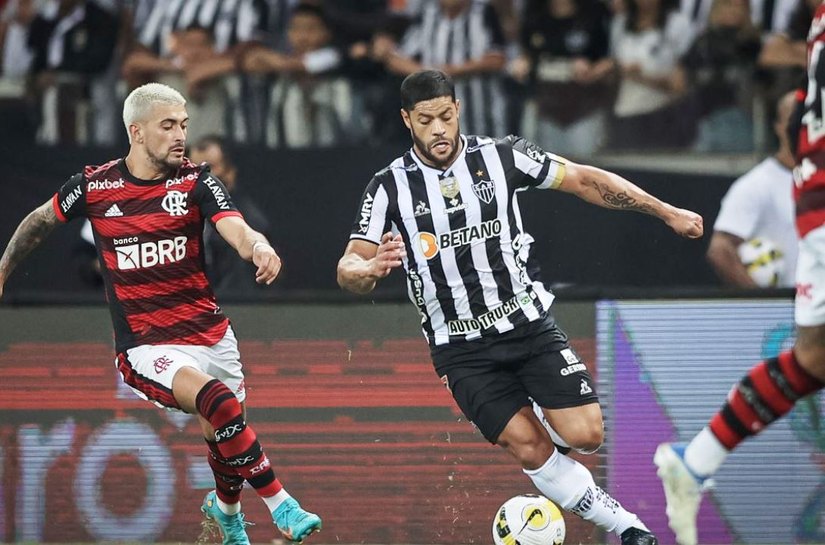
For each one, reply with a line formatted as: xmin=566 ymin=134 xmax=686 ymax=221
xmin=794 ymin=3 xmax=825 ymax=237
xmin=52 ymin=158 xmax=243 ymax=353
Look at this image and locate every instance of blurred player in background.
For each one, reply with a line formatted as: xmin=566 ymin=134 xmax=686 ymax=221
xmin=338 ymin=70 xmax=704 ymax=545
xmin=0 ymin=82 xmax=321 ymax=545
xmin=655 ymin=5 xmax=825 ymax=544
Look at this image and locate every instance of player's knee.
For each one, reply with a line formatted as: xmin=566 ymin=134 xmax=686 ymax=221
xmin=195 ymin=378 xmax=242 ymax=426
xmin=567 ymin=423 xmax=604 ymax=454
xmin=502 ymin=433 xmax=554 ymax=469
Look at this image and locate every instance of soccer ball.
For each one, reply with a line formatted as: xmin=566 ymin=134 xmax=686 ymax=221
xmin=737 ymin=238 xmax=784 ymax=287
xmin=492 ymin=494 xmax=565 ymax=545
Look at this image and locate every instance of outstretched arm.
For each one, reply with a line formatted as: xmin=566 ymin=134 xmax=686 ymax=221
xmin=0 ymin=199 xmax=61 ymax=298
xmin=558 ymin=161 xmax=704 ymax=238
xmin=214 ymin=215 xmax=281 ymax=285
xmin=337 ymin=234 xmax=406 ymax=295
xmin=706 ymin=231 xmax=757 ymax=288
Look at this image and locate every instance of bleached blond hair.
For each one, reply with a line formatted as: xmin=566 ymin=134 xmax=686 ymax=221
xmin=122 ymin=83 xmax=186 ymax=143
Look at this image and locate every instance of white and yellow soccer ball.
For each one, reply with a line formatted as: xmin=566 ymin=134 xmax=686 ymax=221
xmin=492 ymin=494 xmax=565 ymax=545
xmin=737 ymin=238 xmax=785 ymax=287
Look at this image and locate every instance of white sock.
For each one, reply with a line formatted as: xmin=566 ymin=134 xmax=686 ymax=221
xmin=263 ymin=488 xmax=292 ymax=514
xmin=524 ymin=450 xmax=646 ymax=536
xmin=217 ymin=497 xmax=241 ymax=515
xmin=684 ymin=427 xmax=728 ymax=477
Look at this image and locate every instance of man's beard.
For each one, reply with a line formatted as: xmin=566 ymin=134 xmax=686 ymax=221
xmin=147 ymin=147 xmax=183 ymax=173
xmin=411 ymin=130 xmax=461 ymax=169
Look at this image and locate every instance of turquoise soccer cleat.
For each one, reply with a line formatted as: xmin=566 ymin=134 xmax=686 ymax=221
xmin=272 ymin=498 xmax=322 ymax=542
xmin=200 ymin=490 xmax=252 ymax=545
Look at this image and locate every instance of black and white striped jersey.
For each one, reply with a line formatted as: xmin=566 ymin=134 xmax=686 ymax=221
xmin=349 ymin=134 xmax=567 ymax=347
xmin=399 ymin=1 xmax=508 ymax=137
xmin=132 ymin=0 xmax=269 ymax=55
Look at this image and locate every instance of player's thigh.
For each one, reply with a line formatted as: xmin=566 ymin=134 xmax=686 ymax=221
xmin=794 ymin=226 xmax=825 ymax=382
xmin=541 ymin=403 xmax=603 ymax=451
xmin=496 ymin=405 xmax=555 ymax=469
xmin=202 ymin=326 xmax=247 ymax=403
xmin=438 ymin=360 xmax=531 ymax=445
xmin=118 ymin=344 xmax=207 ymax=411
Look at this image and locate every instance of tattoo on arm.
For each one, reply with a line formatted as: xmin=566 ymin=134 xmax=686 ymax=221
xmin=0 ymin=202 xmax=60 ymax=280
xmin=584 ymin=178 xmax=657 ymax=215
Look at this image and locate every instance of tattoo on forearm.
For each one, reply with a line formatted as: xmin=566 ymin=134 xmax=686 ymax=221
xmin=0 ymin=204 xmax=59 ymax=279
xmin=584 ymin=179 xmax=657 ymax=215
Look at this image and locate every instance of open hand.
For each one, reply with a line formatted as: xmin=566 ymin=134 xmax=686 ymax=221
xmin=371 ymin=232 xmax=406 ymax=278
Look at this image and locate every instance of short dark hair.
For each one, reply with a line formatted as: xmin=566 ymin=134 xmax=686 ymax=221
xmin=400 ymin=70 xmax=456 ymax=111
xmin=193 ymin=134 xmax=235 ymax=170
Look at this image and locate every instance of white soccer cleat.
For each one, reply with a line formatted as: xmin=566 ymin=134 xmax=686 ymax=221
xmin=654 ymin=443 xmax=706 ymax=545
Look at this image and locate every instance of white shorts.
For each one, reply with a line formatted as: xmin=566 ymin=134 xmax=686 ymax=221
xmin=116 ymin=326 xmax=246 ymax=410
xmin=795 ymin=224 xmax=825 ymax=327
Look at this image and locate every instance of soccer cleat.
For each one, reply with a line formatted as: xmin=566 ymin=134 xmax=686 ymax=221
xmin=621 ymin=527 xmax=659 ymax=545
xmin=200 ymin=490 xmax=251 ymax=545
xmin=654 ymin=443 xmax=709 ymax=545
xmin=273 ymin=498 xmax=322 ymax=542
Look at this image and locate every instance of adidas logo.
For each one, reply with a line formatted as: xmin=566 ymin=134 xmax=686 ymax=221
xmin=105 ymin=204 xmax=123 ymax=217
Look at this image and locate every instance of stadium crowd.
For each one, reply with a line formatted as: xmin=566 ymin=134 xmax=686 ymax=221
xmin=0 ymin=0 xmax=813 ymax=153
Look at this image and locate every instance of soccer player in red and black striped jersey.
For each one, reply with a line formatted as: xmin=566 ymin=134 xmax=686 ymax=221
xmin=655 ymin=4 xmax=825 ymax=544
xmin=0 ymin=82 xmax=321 ymax=545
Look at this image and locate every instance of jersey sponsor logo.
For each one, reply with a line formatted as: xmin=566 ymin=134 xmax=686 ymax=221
xmin=87 ymin=179 xmax=125 ymax=191
xmin=414 ymin=200 xmax=431 ymax=217
xmin=115 ymin=236 xmax=187 ymax=270
xmin=162 ymin=190 xmax=189 ymax=216
xmin=408 ymin=268 xmax=428 ymax=323
xmin=446 ymin=291 xmax=536 ymax=334
xmin=560 ymin=348 xmax=578 ymax=365
xmin=203 ymin=176 xmax=231 ymax=210
xmin=215 ymin=423 xmax=244 ymax=442
xmin=472 ymin=178 xmax=495 ymax=204
xmin=60 ymin=186 xmax=83 ymax=214
xmin=524 ymin=142 xmax=547 ymax=164
xmin=358 ymin=192 xmax=374 ymax=233
xmin=417 ymin=219 xmax=503 ymax=260
xmin=165 ymin=172 xmax=198 ymax=188
xmin=249 ymin=456 xmax=270 ymax=475
xmin=560 ymin=363 xmax=586 ymax=376
xmin=104 ymin=204 xmax=123 ymax=217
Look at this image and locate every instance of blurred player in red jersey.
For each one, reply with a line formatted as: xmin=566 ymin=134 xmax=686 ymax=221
xmin=655 ymin=4 xmax=825 ymax=544
xmin=0 ymin=83 xmax=321 ymax=545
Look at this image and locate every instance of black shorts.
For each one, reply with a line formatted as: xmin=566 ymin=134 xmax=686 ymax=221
xmin=431 ymin=314 xmax=599 ymax=444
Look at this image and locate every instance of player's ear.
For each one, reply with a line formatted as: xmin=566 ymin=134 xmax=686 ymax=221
xmin=401 ymin=108 xmax=412 ymax=130
xmin=130 ymin=123 xmax=143 ymax=144
xmin=454 ymin=99 xmax=460 ymax=118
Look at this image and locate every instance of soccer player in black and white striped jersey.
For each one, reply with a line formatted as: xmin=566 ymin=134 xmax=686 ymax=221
xmin=338 ymin=70 xmax=703 ymax=544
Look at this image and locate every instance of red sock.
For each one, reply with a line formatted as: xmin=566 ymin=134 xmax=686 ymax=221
xmin=709 ymin=350 xmax=823 ymax=449
xmin=196 ymin=379 xmax=283 ymax=497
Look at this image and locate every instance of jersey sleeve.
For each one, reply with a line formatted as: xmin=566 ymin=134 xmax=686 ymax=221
xmin=52 ymin=173 xmax=87 ymax=222
xmin=192 ymin=170 xmax=244 ymax=224
xmin=349 ymin=175 xmax=391 ymax=244
xmin=503 ymin=135 xmax=567 ymax=190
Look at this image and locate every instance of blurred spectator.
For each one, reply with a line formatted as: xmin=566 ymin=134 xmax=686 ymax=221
xmin=190 ymin=135 xmax=271 ymax=296
xmin=1 ymin=0 xmax=37 ymax=84
xmin=681 ymin=0 xmax=761 ymax=152
xmin=608 ymin=0 xmax=695 ymax=149
xmin=0 ymin=0 xmax=38 ymax=141
xmin=161 ymin=27 xmax=229 ymax=142
xmin=515 ymin=0 xmax=613 ymax=156
xmin=706 ymin=91 xmax=797 ymax=288
xmin=28 ymin=0 xmax=118 ymax=144
xmin=756 ymin=0 xmax=814 ymax=101
xmin=679 ymin=0 xmax=797 ymax=33
xmin=382 ymin=0 xmax=509 ymax=137
xmin=123 ymin=0 xmax=270 ymax=142
xmin=243 ymin=3 xmax=356 ymax=147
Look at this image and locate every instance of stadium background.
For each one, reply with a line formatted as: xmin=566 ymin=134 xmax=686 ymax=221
xmin=0 ymin=0 xmax=818 ymax=541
